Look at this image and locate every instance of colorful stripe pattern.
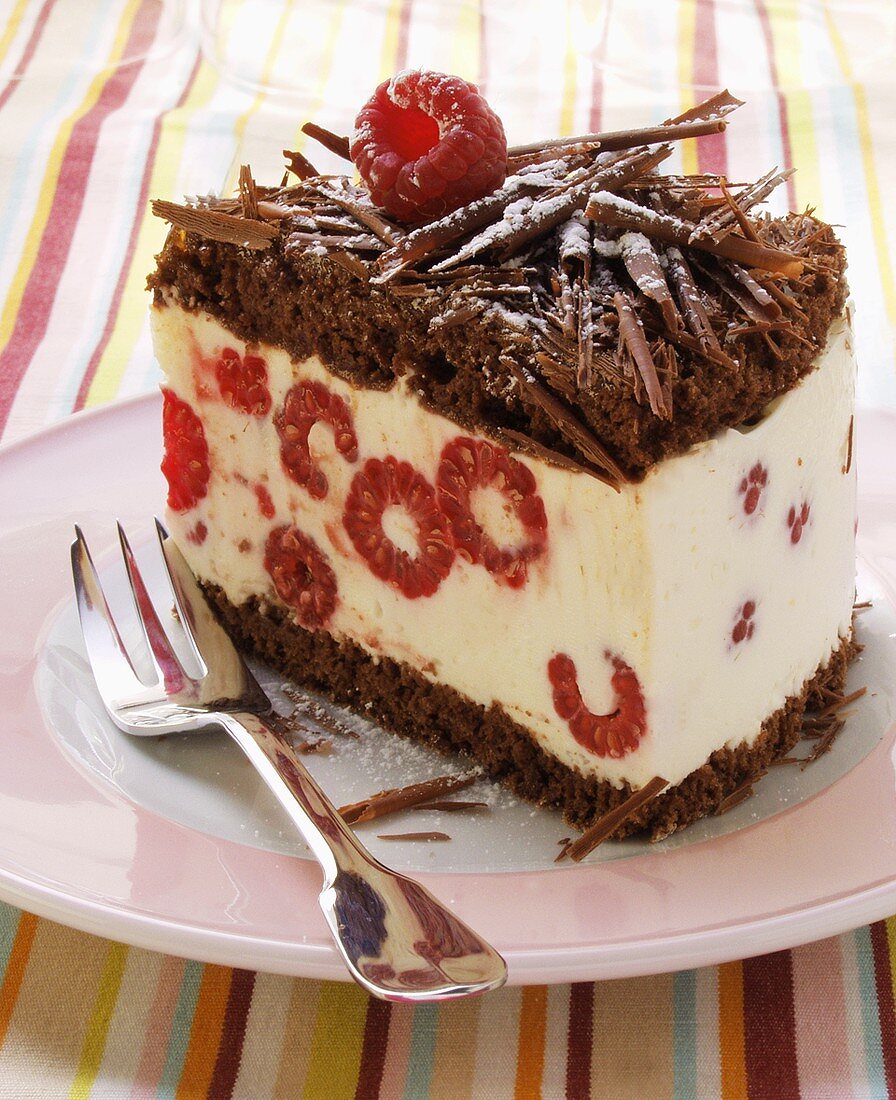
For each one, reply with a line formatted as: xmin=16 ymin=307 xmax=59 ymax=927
xmin=3 ymin=905 xmax=896 ymax=1097
xmin=2 ymin=0 xmax=896 ymax=1095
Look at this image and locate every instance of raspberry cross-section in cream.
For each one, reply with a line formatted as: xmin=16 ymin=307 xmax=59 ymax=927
xmin=152 ymin=305 xmax=856 ymax=790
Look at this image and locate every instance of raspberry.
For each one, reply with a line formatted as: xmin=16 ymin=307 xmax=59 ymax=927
xmin=350 ymin=69 xmax=507 ymax=224
xmin=161 ymin=388 xmax=211 ymax=512
xmin=275 ymin=380 xmax=359 ymax=500
xmin=731 ymin=600 xmax=757 ymax=646
xmin=547 ymin=652 xmax=646 ymax=759
xmin=264 ymin=525 xmax=338 ymax=630
xmin=254 ymin=483 xmax=275 ymax=519
xmin=738 ymin=461 xmax=768 ymax=516
xmin=343 ymin=455 xmax=454 ymax=599
xmin=215 ymin=347 xmax=271 ymax=416
xmin=787 ymin=500 xmax=811 ymax=544
xmin=437 ymin=436 xmax=547 ymax=588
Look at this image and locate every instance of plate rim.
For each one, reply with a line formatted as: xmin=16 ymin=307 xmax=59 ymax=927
xmin=1 ymin=392 xmax=894 ymax=985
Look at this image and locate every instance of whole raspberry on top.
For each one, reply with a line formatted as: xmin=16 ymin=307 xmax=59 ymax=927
xmin=350 ymin=69 xmax=507 ymax=224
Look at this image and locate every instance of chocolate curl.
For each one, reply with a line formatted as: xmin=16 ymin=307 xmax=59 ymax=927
xmin=502 ymin=357 xmax=627 ymax=487
xmin=619 ymin=232 xmax=681 ymax=334
xmin=315 ymin=181 xmax=397 ymax=245
xmin=340 ymin=774 xmax=477 ymax=825
xmin=301 ymin=122 xmax=352 ymax=160
xmin=432 ymin=145 xmax=673 ymax=273
xmin=151 ymin=200 xmax=277 ymax=250
xmin=238 ymin=165 xmax=259 ymax=220
xmin=576 ymin=280 xmax=594 ymax=389
xmin=373 ymin=176 xmax=545 ymax=282
xmin=557 ymin=776 xmax=670 ymax=861
xmin=690 ymin=167 xmax=795 ymax=245
xmin=690 ymin=255 xmax=781 ymax=325
xmin=283 ymin=148 xmax=321 ymax=180
xmin=585 ymin=191 xmax=804 ymax=277
xmin=664 ymin=89 xmax=745 ymax=125
xmin=500 ymin=429 xmax=605 ymax=479
xmin=507 ymin=91 xmax=742 ymax=159
xmin=614 ymin=291 xmax=671 ymax=419
xmin=664 ymin=246 xmax=724 ymax=355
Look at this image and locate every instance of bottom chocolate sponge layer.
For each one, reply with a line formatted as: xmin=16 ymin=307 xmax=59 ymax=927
xmin=206 ymin=585 xmax=855 ymax=840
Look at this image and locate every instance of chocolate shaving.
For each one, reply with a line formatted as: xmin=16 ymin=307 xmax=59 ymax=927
xmin=576 ymin=281 xmax=594 ymax=388
xmin=721 ymin=260 xmax=782 ymax=319
xmin=315 ymin=181 xmax=397 ymax=245
xmin=534 ymin=351 xmax=577 ymax=399
xmin=238 ymin=165 xmax=259 ymax=221
xmin=151 ymin=200 xmax=277 ymax=250
xmin=373 ymin=176 xmax=545 ymax=282
xmin=615 ymin=291 xmax=670 ymax=418
xmin=500 ymin=429 xmax=608 ymax=480
xmin=716 ymin=768 xmax=768 ymax=815
xmin=854 ymin=599 xmax=872 ymax=610
xmin=843 ymin=415 xmax=854 ymax=474
xmin=585 ymin=192 xmax=804 ymax=277
xmin=376 ymin=831 xmax=451 ymax=842
xmin=507 ymin=91 xmax=742 ymax=158
xmin=665 ymin=89 xmax=745 ymax=126
xmin=503 ymin=358 xmax=627 ymax=486
xmin=301 ymin=122 xmax=351 ymax=161
xmin=283 ymin=148 xmax=321 ymax=180
xmin=664 ymin=246 xmax=723 ymax=354
xmin=770 ymin=756 xmax=802 ymax=767
xmin=690 ymin=168 xmax=795 ymax=244
xmin=800 ymin=719 xmax=845 ymax=769
xmin=339 ymin=774 xmax=477 ymax=824
xmin=619 ymin=232 xmax=681 ymax=333
xmin=814 ymin=685 xmax=867 ymax=720
xmin=410 ymin=800 xmax=489 ymax=813
xmin=715 ymin=784 xmax=755 ymax=815
xmin=556 ymin=776 xmax=669 ymax=861
xmin=329 ymin=250 xmax=370 ymax=281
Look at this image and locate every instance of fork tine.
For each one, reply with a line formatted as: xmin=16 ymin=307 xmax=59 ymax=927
xmin=154 ymin=518 xmax=246 ymax=674
xmin=117 ymin=522 xmax=192 ymax=694
xmin=71 ymin=526 xmax=145 ymax=697
xmin=154 ymin=519 xmax=268 ymax=710
xmin=151 ymin=518 xmax=207 ymax=676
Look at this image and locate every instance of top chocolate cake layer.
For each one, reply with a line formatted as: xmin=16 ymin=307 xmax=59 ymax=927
xmin=148 ymin=95 xmax=847 ymax=483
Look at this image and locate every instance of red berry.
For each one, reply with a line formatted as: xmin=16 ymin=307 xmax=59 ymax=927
xmin=738 ymin=462 xmax=768 ymax=516
xmin=215 ymin=347 xmax=271 ymax=416
xmin=350 ymin=69 xmax=507 ymax=224
xmin=254 ymin=483 xmax=275 ymax=519
xmin=787 ymin=499 xmax=811 ymax=544
xmin=343 ymin=455 xmax=454 ymax=599
xmin=437 ymin=436 xmax=547 ymax=588
xmin=547 ymin=651 xmax=646 ymax=759
xmin=275 ymin=380 xmax=359 ymax=500
xmin=731 ymin=600 xmax=757 ymax=647
xmin=264 ymin=525 xmax=338 ymax=630
xmin=186 ymin=521 xmax=208 ymax=545
xmin=161 ymin=388 xmax=211 ymax=512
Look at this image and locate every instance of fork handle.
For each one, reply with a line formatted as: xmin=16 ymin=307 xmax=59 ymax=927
xmin=216 ymin=710 xmax=507 ymax=1001
xmin=216 ymin=711 xmax=370 ymax=878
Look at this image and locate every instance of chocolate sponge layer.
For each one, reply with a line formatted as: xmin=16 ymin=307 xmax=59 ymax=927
xmin=205 ymin=583 xmax=854 ymax=841
xmin=149 ymin=218 xmax=846 ymax=481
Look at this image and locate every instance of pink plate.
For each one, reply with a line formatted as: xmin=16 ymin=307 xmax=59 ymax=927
xmin=0 ymin=395 xmax=894 ymax=984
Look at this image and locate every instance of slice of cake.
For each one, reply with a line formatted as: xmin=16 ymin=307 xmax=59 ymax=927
xmin=148 ymin=74 xmax=855 ymax=841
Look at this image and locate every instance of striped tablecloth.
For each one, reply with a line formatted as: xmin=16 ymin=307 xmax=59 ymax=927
xmin=1 ymin=1 xmax=895 ymax=1095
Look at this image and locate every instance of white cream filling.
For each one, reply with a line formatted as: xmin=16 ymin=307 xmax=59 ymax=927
xmin=152 ymin=305 xmax=856 ymax=789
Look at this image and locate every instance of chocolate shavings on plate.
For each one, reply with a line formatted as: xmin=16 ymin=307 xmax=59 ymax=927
xmin=339 ymin=774 xmax=478 ymax=825
xmin=556 ymin=776 xmax=669 ymax=861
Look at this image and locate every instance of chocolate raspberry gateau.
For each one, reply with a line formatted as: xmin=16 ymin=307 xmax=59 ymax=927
xmin=148 ymin=73 xmax=856 ymax=842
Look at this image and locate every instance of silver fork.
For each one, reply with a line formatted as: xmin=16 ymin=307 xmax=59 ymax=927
xmin=71 ymin=520 xmax=507 ymax=1002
